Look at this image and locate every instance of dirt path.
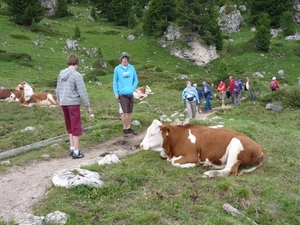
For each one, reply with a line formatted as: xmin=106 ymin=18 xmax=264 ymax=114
xmin=0 ymin=109 xmax=219 ymax=222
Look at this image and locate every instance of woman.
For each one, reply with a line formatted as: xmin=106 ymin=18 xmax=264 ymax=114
xmin=182 ymin=81 xmax=200 ymax=120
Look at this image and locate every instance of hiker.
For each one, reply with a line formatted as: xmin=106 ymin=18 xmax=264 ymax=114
xmin=202 ymin=81 xmax=212 ymax=111
xmin=193 ymin=83 xmax=203 ymax=113
xmin=217 ymin=80 xmax=226 ymax=108
xmin=56 ymin=53 xmax=92 ymax=159
xmin=233 ymin=78 xmax=243 ymax=106
xmin=182 ymin=81 xmax=200 ymax=120
xmin=113 ymin=52 xmax=139 ymax=137
xmin=270 ymin=77 xmax=280 ymax=91
xmin=227 ymin=76 xmax=235 ymax=105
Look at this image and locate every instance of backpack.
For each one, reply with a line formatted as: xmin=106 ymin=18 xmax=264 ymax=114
xmin=233 ymin=81 xmax=241 ymax=93
xmin=270 ymin=81 xmax=276 ymax=90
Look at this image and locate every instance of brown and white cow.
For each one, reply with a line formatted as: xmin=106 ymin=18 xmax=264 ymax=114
xmin=140 ymin=119 xmax=266 ymax=178
xmin=133 ymin=85 xmax=153 ymax=99
xmin=17 ymin=81 xmax=58 ymax=107
xmin=0 ymin=89 xmax=22 ymax=102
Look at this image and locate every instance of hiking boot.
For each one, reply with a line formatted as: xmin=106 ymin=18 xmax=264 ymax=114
xmin=127 ymin=128 xmax=137 ymax=135
xmin=123 ymin=129 xmax=128 ymax=137
xmin=69 ymin=150 xmax=74 ymax=156
xmin=72 ymin=151 xmax=84 ymax=159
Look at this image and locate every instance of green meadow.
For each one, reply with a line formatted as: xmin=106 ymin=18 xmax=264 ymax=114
xmin=0 ymin=1 xmax=300 ymax=224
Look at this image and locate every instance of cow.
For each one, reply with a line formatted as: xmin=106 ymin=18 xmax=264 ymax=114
xmin=0 ymin=89 xmax=22 ymax=102
xmin=17 ymin=81 xmax=58 ymax=107
xmin=133 ymin=85 xmax=153 ymax=99
xmin=140 ymin=119 xmax=267 ymax=178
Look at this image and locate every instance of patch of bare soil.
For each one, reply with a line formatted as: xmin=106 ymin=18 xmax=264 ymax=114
xmin=0 ymin=108 xmax=221 ymax=222
xmin=0 ymin=131 xmax=146 ymax=222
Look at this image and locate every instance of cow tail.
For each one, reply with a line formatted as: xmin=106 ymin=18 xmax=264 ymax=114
xmin=239 ymin=148 xmax=267 ymax=176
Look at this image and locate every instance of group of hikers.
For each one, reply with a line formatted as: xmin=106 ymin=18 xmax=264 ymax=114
xmin=182 ymin=76 xmax=280 ymax=121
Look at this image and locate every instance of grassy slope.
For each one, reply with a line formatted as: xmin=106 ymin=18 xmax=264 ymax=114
xmin=0 ymin=2 xmax=300 ymax=224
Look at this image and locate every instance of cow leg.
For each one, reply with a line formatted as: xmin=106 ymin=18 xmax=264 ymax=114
xmin=203 ymin=138 xmax=243 ymax=178
xmin=230 ymin=160 xmax=241 ymax=176
xmin=171 ymin=153 xmax=199 ymax=168
xmin=201 ymin=158 xmax=226 ymax=170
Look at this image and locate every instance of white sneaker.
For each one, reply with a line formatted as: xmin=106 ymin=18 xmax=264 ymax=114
xmin=221 ymin=104 xmax=225 ymax=108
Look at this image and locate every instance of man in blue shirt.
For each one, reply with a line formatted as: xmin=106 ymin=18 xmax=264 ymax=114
xmin=113 ymin=52 xmax=138 ymax=137
xmin=202 ymin=81 xmax=212 ymax=111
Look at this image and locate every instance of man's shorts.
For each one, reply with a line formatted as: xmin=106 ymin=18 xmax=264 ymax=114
xmin=119 ymin=95 xmax=134 ymax=113
xmin=61 ymin=105 xmax=83 ymax=136
xmin=220 ymin=92 xmax=226 ymax=100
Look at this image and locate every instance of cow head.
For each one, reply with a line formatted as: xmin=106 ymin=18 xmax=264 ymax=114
xmin=140 ymin=119 xmax=164 ymax=151
xmin=145 ymin=85 xmax=152 ymax=94
xmin=17 ymin=81 xmax=35 ymax=101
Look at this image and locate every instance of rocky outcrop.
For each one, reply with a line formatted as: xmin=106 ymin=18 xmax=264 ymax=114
xmin=160 ymin=24 xmax=219 ymax=66
xmin=218 ymin=5 xmax=243 ymax=32
xmin=41 ymin=0 xmax=57 ymax=16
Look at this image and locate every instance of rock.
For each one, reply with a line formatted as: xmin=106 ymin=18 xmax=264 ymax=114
xmin=98 ymin=154 xmax=120 ymax=165
xmin=41 ymin=0 xmax=57 ymax=17
xmin=16 ymin=214 xmax=45 ymax=225
xmin=52 ymin=169 xmax=104 ymax=188
xmin=285 ymin=32 xmax=300 ymax=41
xmin=266 ymin=103 xmax=282 ymax=112
xmin=218 ymin=5 xmax=243 ymax=33
xmin=45 ymin=211 xmax=68 ymax=225
xmin=66 ymin=39 xmax=78 ymax=50
xmin=253 ymin=72 xmax=264 ymax=78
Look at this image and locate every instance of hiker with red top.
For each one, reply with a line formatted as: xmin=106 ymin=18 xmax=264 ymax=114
xmin=270 ymin=77 xmax=280 ymax=91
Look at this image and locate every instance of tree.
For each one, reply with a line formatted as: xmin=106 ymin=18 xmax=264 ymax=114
xmin=6 ymin=0 xmax=44 ymax=26
xmin=280 ymin=11 xmax=295 ymax=36
xmin=128 ymin=11 xmax=137 ymax=28
xmin=91 ymin=6 xmax=97 ymax=21
xmin=142 ymin=0 xmax=176 ymax=37
xmin=74 ymin=24 xmax=81 ymax=39
xmin=255 ymin=13 xmax=272 ymax=51
xmin=249 ymin=0 xmax=293 ymax=28
xmin=55 ymin=0 xmax=69 ymax=18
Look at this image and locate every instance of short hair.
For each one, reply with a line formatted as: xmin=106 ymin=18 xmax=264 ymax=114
xmin=66 ymin=54 xmax=79 ymax=66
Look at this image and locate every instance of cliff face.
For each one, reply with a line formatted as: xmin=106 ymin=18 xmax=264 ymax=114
xmin=160 ymin=24 xmax=219 ymax=66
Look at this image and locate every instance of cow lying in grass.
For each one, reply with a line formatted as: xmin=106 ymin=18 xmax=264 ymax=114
xmin=140 ymin=119 xmax=267 ymax=178
xmin=133 ymin=85 xmax=154 ymax=99
xmin=0 ymin=89 xmax=22 ymax=102
xmin=17 ymin=81 xmax=58 ymax=107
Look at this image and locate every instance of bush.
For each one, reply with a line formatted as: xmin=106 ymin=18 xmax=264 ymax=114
xmin=9 ymin=34 xmax=30 ymax=40
xmin=0 ymin=52 xmax=31 ymax=62
xmin=260 ymin=86 xmax=300 ymax=109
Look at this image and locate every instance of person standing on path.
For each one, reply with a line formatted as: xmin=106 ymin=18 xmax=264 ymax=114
xmin=228 ymin=76 xmax=235 ymax=105
xmin=202 ymin=81 xmax=212 ymax=111
xmin=193 ymin=83 xmax=203 ymax=113
xmin=217 ymin=79 xmax=226 ymax=108
xmin=182 ymin=81 xmax=200 ymax=120
xmin=113 ymin=52 xmax=139 ymax=137
xmin=56 ymin=53 xmax=92 ymax=159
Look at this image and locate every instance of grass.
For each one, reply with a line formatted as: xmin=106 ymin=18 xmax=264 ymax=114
xmin=0 ymin=1 xmax=300 ymax=224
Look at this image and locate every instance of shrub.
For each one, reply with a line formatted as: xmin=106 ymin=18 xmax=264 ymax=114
xmin=74 ymin=24 xmax=81 ymax=38
xmin=9 ymin=34 xmax=30 ymax=40
xmin=0 ymin=52 xmax=31 ymax=62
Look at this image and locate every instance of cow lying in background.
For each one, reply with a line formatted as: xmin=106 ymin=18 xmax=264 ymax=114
xmin=133 ymin=85 xmax=153 ymax=99
xmin=0 ymin=89 xmax=22 ymax=102
xmin=140 ymin=119 xmax=266 ymax=178
xmin=17 ymin=81 xmax=58 ymax=107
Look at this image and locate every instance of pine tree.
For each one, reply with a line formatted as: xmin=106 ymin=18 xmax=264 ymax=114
xmin=128 ymin=11 xmax=137 ymax=29
xmin=6 ymin=0 xmax=44 ymax=26
xmin=255 ymin=13 xmax=272 ymax=51
xmin=91 ymin=6 xmax=97 ymax=21
xmin=280 ymin=11 xmax=295 ymax=36
xmin=74 ymin=24 xmax=81 ymax=39
xmin=55 ymin=0 xmax=69 ymax=18
xmin=249 ymin=0 xmax=293 ymax=28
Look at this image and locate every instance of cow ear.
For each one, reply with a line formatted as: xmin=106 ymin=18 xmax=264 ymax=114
xmin=161 ymin=126 xmax=170 ymax=137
